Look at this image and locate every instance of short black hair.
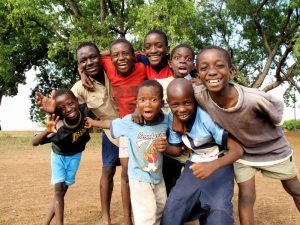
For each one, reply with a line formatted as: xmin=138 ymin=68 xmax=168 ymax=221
xmin=55 ymin=88 xmax=78 ymax=118
xmin=110 ymin=38 xmax=135 ymax=56
xmin=144 ymin=29 xmax=168 ymax=46
xmin=56 ymin=88 xmax=77 ymax=101
xmin=76 ymin=42 xmax=100 ymax=59
xmin=170 ymin=43 xmax=195 ymax=60
xmin=138 ymin=80 xmax=163 ymax=99
xmin=197 ymin=46 xmax=232 ymax=67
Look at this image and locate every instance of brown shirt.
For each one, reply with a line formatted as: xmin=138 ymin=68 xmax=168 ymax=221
xmin=71 ymin=74 xmax=119 ymax=146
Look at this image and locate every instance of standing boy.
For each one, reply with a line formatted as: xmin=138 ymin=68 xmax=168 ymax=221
xmin=175 ymin=46 xmax=300 ymax=225
xmin=161 ymin=78 xmax=243 ymax=225
xmin=36 ymin=42 xmax=131 ymax=225
xmin=85 ymin=80 xmax=171 ymax=225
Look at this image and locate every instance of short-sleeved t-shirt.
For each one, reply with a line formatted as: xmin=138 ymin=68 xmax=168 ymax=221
xmin=101 ymin=55 xmax=147 ymax=118
xmin=40 ymin=104 xmax=90 ymax=156
xmin=111 ymin=114 xmax=168 ymax=184
xmin=168 ymin=106 xmax=228 ymax=162
xmin=136 ymin=53 xmax=173 ymax=80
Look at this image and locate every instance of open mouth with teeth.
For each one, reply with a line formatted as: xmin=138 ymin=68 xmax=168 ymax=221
xmin=118 ymin=63 xmax=129 ymax=70
xmin=178 ymin=66 xmax=188 ymax=74
xmin=206 ymin=79 xmax=222 ymax=87
xmin=66 ymin=111 xmax=78 ymax=120
xmin=177 ymin=113 xmax=190 ymax=121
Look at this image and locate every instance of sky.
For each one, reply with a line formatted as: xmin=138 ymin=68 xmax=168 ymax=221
xmin=0 ymin=71 xmax=299 ymax=131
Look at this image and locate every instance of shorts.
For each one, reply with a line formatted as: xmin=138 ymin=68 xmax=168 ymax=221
xmin=119 ymin=136 xmax=129 ymax=158
xmin=234 ymin=156 xmax=298 ymax=183
xmin=102 ymin=132 xmax=120 ymax=167
xmin=51 ymin=150 xmax=82 ymax=186
xmin=129 ymin=178 xmax=167 ymax=225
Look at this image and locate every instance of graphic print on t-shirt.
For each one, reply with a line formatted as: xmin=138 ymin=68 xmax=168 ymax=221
xmin=136 ymin=132 xmax=164 ymax=173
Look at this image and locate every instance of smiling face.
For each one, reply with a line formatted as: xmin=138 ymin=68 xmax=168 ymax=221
xmin=77 ymin=45 xmax=102 ymax=77
xmin=167 ymin=80 xmax=195 ymax=122
xmin=144 ymin=33 xmax=169 ymax=68
xmin=110 ymin=42 xmax=135 ymax=77
xmin=55 ymin=93 xmax=79 ymax=120
xmin=137 ymin=86 xmax=163 ymax=123
xmin=197 ymin=48 xmax=234 ymax=94
xmin=169 ymin=47 xmax=194 ymax=78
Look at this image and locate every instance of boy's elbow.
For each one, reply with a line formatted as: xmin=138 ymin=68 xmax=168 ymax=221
xmin=237 ymin=147 xmax=244 ymax=158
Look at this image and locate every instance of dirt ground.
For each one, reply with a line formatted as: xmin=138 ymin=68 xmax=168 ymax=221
xmin=0 ymin=131 xmax=299 ymax=225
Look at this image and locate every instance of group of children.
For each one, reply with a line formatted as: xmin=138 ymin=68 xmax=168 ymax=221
xmin=33 ymin=29 xmax=300 ymax=225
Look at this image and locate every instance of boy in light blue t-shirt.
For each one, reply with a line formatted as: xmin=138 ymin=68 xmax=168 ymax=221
xmin=161 ymin=78 xmax=243 ymax=225
xmin=85 ymin=80 xmax=175 ymax=225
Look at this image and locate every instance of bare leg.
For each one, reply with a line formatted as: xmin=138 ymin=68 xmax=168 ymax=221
xmin=120 ymin=157 xmax=133 ymax=225
xmin=44 ymin=182 xmax=68 ymax=225
xmin=43 ymin=200 xmax=55 ymax=225
xmin=100 ymin=167 xmax=116 ymax=225
xmin=238 ymin=177 xmax=256 ymax=225
xmin=281 ymin=176 xmax=300 ymax=211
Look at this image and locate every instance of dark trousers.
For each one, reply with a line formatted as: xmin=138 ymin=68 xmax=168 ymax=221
xmin=161 ymin=161 xmax=234 ymax=225
xmin=162 ymin=155 xmax=184 ymax=195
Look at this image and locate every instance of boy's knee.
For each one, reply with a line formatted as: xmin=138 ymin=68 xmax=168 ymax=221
xmin=239 ymin=189 xmax=256 ymax=205
xmin=54 ymin=183 xmax=67 ymax=197
xmin=102 ymin=167 xmax=116 ymax=178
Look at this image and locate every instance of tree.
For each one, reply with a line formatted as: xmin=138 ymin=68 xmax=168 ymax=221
xmin=0 ymin=0 xmax=299 ymax=123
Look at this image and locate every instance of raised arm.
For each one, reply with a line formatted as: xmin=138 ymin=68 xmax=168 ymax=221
xmin=35 ymin=90 xmax=56 ymax=113
xmin=190 ymin=135 xmax=243 ymax=179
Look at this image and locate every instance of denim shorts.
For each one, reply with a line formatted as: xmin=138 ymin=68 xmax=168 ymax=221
xmin=51 ymin=150 xmax=82 ymax=186
xmin=102 ymin=132 xmax=120 ymax=167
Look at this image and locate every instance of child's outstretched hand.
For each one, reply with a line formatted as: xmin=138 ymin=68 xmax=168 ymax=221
xmin=78 ymin=67 xmax=95 ymax=91
xmin=35 ymin=90 xmax=56 ymax=113
xmin=131 ymin=108 xmax=145 ymax=125
xmin=43 ymin=114 xmax=59 ymax=133
xmin=189 ymin=161 xmax=217 ymax=180
xmin=84 ymin=117 xmax=94 ymax=128
xmin=154 ymin=136 xmax=167 ymax=152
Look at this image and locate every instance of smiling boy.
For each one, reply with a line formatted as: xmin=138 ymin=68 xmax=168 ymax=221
xmin=161 ymin=78 xmax=243 ymax=225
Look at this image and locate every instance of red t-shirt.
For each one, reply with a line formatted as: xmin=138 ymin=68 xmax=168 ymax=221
xmin=146 ymin=65 xmax=173 ymax=80
xmin=101 ymin=56 xmax=147 ymax=118
xmin=136 ymin=52 xmax=173 ymax=79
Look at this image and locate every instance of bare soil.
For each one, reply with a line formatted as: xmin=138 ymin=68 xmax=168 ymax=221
xmin=0 ymin=131 xmax=299 ymax=225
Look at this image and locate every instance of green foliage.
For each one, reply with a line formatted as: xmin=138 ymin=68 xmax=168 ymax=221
xmin=283 ymin=119 xmax=300 ymax=130
xmin=0 ymin=0 xmax=299 ymax=123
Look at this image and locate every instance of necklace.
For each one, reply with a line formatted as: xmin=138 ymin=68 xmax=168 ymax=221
xmin=63 ymin=111 xmax=82 ymax=129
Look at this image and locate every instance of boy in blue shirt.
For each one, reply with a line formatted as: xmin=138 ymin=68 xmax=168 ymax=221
xmin=161 ymin=78 xmax=243 ymax=225
xmin=85 ymin=80 xmax=173 ymax=225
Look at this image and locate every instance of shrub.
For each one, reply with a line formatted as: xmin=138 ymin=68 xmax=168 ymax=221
xmin=283 ymin=119 xmax=300 ymax=130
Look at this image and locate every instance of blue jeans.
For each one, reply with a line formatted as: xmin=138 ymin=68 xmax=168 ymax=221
xmin=161 ymin=161 xmax=234 ymax=225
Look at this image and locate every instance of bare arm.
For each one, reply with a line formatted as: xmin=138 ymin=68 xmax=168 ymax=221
xmin=131 ymin=107 xmax=145 ymax=125
xmin=35 ymin=90 xmax=56 ymax=113
xmin=190 ymin=136 xmax=243 ymax=179
xmin=154 ymin=136 xmax=183 ymax=156
xmin=78 ymin=67 xmax=95 ymax=91
xmin=32 ymin=114 xmax=59 ymax=146
xmin=85 ymin=117 xmax=111 ymax=129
